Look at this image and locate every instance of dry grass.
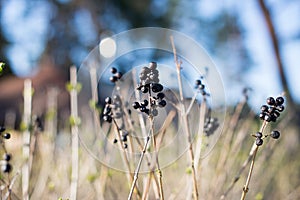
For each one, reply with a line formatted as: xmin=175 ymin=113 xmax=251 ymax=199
xmin=1 ymin=95 xmax=299 ymax=200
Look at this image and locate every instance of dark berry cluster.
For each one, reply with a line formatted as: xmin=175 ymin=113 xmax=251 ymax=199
xmin=195 ymin=78 xmax=207 ymax=96
xmin=109 ymin=67 xmax=122 ymax=83
xmin=252 ymin=130 xmax=281 ymax=146
xmin=139 ymin=62 xmax=160 ymax=85
xmin=133 ymin=62 xmax=166 ymax=116
xmin=0 ymin=126 xmax=12 ymax=173
xmin=102 ymin=96 xmax=130 ymax=148
xmin=204 ymin=117 xmax=219 ymax=136
xmin=259 ymin=96 xmax=284 ymax=122
xmin=102 ymin=95 xmax=124 ymax=123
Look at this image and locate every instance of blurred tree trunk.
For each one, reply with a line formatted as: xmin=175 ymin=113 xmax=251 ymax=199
xmin=258 ymin=0 xmax=296 ymax=112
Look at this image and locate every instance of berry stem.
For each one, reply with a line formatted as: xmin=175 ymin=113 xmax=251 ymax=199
xmin=148 ymin=85 xmax=164 ymax=200
xmin=132 ymin=69 xmax=161 ymax=199
xmin=149 ymin=115 xmax=164 ymax=200
xmin=128 ymin=128 xmax=152 ymax=200
xmin=240 ymin=120 xmax=268 ymax=200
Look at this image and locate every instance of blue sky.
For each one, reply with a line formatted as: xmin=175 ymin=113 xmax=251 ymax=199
xmin=1 ymin=0 xmax=299 ymax=108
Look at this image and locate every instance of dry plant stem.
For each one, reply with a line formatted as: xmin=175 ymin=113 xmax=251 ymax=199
xmin=142 ymin=171 xmax=160 ymax=200
xmin=142 ymin=172 xmax=155 ymax=200
xmin=186 ymin=92 xmax=198 ymax=115
xmin=22 ymin=79 xmax=32 ymax=200
xmin=5 ymin=171 xmax=20 ymax=200
xmin=31 ymin=88 xmax=58 ymax=199
xmin=171 ymin=36 xmax=198 ymax=200
xmin=142 ymin=111 xmax=176 ymax=200
xmin=149 ymin=116 xmax=164 ymax=200
xmin=112 ymin=119 xmax=133 ymax=180
xmin=5 ymin=174 xmax=11 ymax=200
xmin=89 ymin=66 xmax=101 ymax=137
xmin=89 ymin=67 xmax=107 ymax=199
xmin=219 ymin=99 xmax=251 ymax=199
xmin=132 ymin=69 xmax=161 ymax=199
xmin=112 ymin=119 xmax=142 ymax=199
xmin=219 ymin=115 xmax=254 ymax=199
xmin=240 ymin=121 xmax=268 ymax=200
xmin=70 ymin=66 xmax=79 ymax=200
xmin=128 ymin=127 xmax=152 ymax=200
xmin=194 ymin=97 xmax=207 ymax=171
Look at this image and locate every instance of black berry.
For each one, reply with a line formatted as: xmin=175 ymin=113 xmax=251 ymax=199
xmin=149 ymin=62 xmax=157 ymax=70
xmin=264 ymin=114 xmax=271 ymax=122
xmin=261 ymin=105 xmax=268 ymax=112
xmin=103 ymin=106 xmax=111 ymax=115
xmin=270 ymin=130 xmax=280 ymax=139
xmin=256 ymin=138 xmax=263 ymax=146
xmin=3 ymin=133 xmax=10 ymax=139
xmin=113 ymin=138 xmax=118 ymax=143
xmin=141 ymin=100 xmax=148 ymax=107
xmin=132 ymin=102 xmax=140 ymax=109
xmin=3 ymin=153 xmax=11 ymax=161
xmin=110 ymin=67 xmax=117 ymax=74
xmin=158 ymin=100 xmax=167 ymax=107
xmin=0 ymin=126 xmax=5 ymax=132
xmin=195 ymin=79 xmax=201 ymax=86
xmin=266 ymin=97 xmax=275 ymax=106
xmin=139 ymin=106 xmax=147 ymax=112
xmin=276 ymin=105 xmax=285 ymax=112
xmin=141 ymin=86 xmax=148 ymax=93
xmin=255 ymin=132 xmax=263 ymax=138
xmin=273 ymin=111 xmax=280 ymax=118
xmin=103 ymin=115 xmax=112 ymax=123
xmin=110 ymin=76 xmax=118 ymax=83
xmin=152 ymin=83 xmax=163 ymax=93
xmin=1 ymin=163 xmax=12 ymax=173
xmin=105 ymin=97 xmax=112 ymax=104
xmin=157 ymin=92 xmax=165 ymax=99
xmin=116 ymin=72 xmax=122 ymax=79
xmin=276 ymin=97 xmax=284 ymax=105
xmin=198 ymin=84 xmax=205 ymax=90
xmin=122 ymin=135 xmax=127 ymax=142
xmin=259 ymin=113 xmax=265 ymax=120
